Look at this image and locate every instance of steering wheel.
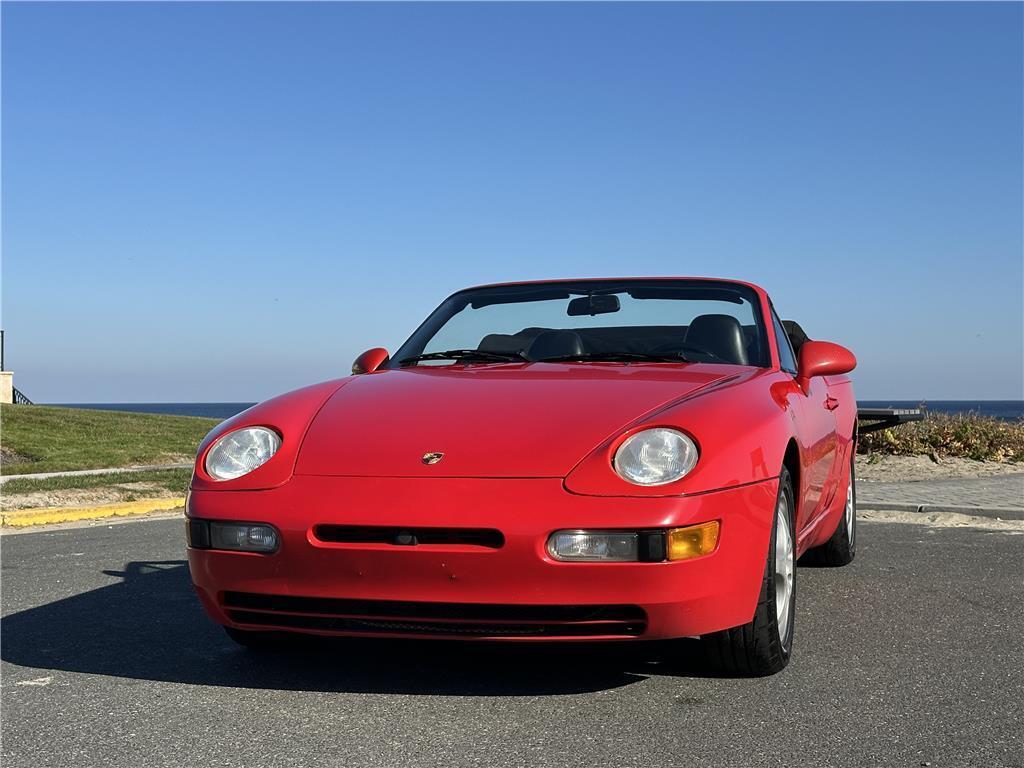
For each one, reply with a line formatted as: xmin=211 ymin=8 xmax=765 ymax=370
xmin=648 ymin=340 xmax=725 ymax=362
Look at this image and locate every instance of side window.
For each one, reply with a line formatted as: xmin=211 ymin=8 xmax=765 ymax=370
xmin=771 ymin=307 xmax=798 ymax=374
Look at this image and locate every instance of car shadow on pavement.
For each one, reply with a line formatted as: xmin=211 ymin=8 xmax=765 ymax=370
xmin=1 ymin=560 xmax=717 ymax=695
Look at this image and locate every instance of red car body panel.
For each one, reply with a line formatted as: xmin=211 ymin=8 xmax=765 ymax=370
xmin=191 ymin=379 xmax=350 ymax=492
xmin=186 ymin=277 xmax=857 ymax=642
xmin=188 ymin=476 xmax=781 ymax=640
xmin=296 ymin=364 xmax=736 ymax=479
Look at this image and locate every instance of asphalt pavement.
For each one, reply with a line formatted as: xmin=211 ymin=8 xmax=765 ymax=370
xmin=2 ymin=516 xmax=1022 ymax=768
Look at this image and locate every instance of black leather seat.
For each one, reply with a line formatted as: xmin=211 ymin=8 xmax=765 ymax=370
xmin=528 ymin=330 xmax=585 ymax=360
xmin=685 ymin=314 xmax=749 ymax=365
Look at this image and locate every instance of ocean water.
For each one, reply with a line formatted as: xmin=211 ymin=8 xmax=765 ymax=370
xmin=56 ymin=400 xmax=1024 ymax=421
xmin=54 ymin=403 xmax=256 ymax=419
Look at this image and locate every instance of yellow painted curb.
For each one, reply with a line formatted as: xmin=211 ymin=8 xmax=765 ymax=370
xmin=1 ymin=497 xmax=186 ymax=527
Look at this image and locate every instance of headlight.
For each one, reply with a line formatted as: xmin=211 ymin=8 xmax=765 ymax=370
xmin=613 ymin=428 xmax=698 ymax=486
xmin=209 ymin=522 xmax=279 ymax=553
xmin=186 ymin=519 xmax=279 ymax=553
xmin=205 ymin=427 xmax=281 ymax=480
xmin=547 ymin=531 xmax=639 ymax=562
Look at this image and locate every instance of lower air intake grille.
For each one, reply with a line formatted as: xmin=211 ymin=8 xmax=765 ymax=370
xmin=222 ymin=592 xmax=647 ymax=638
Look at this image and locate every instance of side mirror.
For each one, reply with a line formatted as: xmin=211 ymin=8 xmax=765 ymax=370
xmin=796 ymin=340 xmax=856 ymax=388
xmin=352 ymin=347 xmax=390 ymax=375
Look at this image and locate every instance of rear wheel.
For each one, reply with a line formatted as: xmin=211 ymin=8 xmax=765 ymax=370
xmin=802 ymin=451 xmax=856 ymax=566
xmin=699 ymin=467 xmax=796 ymax=677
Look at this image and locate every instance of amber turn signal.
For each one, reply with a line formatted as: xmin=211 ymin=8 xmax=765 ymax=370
xmin=666 ymin=521 xmax=720 ymax=561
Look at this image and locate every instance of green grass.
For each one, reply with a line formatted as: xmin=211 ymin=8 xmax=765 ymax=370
xmin=0 ymin=405 xmax=218 ymax=475
xmin=2 ymin=467 xmax=193 ymax=495
xmin=858 ymin=412 xmax=1024 ymax=462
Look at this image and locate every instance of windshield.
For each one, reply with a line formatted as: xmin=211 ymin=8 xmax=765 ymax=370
xmin=391 ymin=280 xmax=768 ymax=368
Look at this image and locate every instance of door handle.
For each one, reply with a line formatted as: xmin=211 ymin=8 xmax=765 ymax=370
xmin=824 ymin=396 xmax=840 ymax=411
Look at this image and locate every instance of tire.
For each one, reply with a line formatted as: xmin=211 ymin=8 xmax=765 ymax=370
xmin=699 ymin=467 xmax=796 ymax=677
xmin=802 ymin=451 xmax=856 ymax=567
xmin=224 ymin=626 xmax=289 ymax=651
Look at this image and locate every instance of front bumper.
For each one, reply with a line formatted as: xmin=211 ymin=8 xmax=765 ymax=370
xmin=186 ymin=476 xmax=778 ymax=641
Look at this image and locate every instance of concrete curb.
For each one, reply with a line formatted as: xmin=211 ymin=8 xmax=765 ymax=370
xmin=859 ymin=503 xmax=1024 ymax=521
xmin=1 ymin=498 xmax=186 ymax=527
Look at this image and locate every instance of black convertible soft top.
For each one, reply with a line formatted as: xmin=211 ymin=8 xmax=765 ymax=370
xmin=781 ymin=320 xmax=923 ymax=434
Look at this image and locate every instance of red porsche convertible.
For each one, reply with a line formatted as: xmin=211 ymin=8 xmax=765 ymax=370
xmin=186 ymin=277 xmax=857 ymax=676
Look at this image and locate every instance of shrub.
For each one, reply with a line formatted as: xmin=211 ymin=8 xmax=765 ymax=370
xmin=858 ymin=412 xmax=1024 ymax=462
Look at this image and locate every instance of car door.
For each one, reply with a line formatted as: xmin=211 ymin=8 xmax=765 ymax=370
xmin=770 ymin=307 xmax=838 ymax=531
xmin=794 ymin=375 xmax=840 ymax=522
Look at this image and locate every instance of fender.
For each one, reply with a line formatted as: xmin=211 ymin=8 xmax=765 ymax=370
xmin=565 ymin=369 xmax=800 ymax=497
xmin=191 ymin=378 xmax=350 ymax=492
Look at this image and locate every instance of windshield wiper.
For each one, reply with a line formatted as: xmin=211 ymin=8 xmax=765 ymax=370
xmin=398 ymin=349 xmax=530 ymax=366
xmin=535 ymin=352 xmax=687 ymax=363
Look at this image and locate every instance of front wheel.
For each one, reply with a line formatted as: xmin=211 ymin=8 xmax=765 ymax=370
xmin=698 ymin=467 xmax=796 ymax=677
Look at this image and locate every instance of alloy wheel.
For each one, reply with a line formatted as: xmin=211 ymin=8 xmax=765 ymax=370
xmin=774 ymin=496 xmax=795 ymax=643
xmin=845 ymin=481 xmax=855 ymax=546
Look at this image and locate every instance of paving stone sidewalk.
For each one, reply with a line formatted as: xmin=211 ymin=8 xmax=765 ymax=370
xmin=857 ymin=473 xmax=1024 ymax=512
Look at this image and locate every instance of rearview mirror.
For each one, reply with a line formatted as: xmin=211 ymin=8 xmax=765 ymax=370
xmin=352 ymin=347 xmax=390 ymax=375
xmin=797 ymin=341 xmax=856 ymax=387
xmin=567 ymin=294 xmax=620 ymax=317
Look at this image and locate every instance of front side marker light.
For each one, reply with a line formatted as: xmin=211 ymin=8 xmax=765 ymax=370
xmin=667 ymin=521 xmax=720 ymax=561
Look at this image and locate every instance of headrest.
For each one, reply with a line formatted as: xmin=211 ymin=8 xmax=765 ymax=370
xmin=528 ymin=330 xmax=585 ymax=360
xmin=479 ymin=333 xmax=527 ymax=355
xmin=685 ymin=314 xmax=749 ymax=365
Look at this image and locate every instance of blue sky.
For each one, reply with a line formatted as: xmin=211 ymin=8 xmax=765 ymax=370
xmin=3 ymin=2 xmax=1021 ymax=402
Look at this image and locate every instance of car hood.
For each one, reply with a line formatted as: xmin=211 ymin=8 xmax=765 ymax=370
xmin=295 ymin=363 xmax=739 ymax=478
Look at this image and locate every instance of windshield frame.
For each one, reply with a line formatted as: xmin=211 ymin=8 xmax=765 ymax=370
xmin=388 ymin=278 xmax=770 ymax=369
